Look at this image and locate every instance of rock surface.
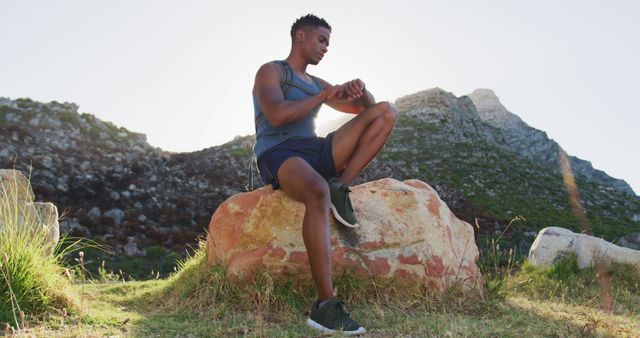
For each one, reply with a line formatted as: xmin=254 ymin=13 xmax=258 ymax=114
xmin=0 ymin=169 xmax=60 ymax=254
xmin=207 ymin=178 xmax=482 ymax=290
xmin=529 ymin=227 xmax=640 ymax=269
xmin=617 ymin=232 xmax=640 ymax=250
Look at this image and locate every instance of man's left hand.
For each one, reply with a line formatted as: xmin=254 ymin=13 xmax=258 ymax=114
xmin=338 ymin=79 xmax=365 ymax=100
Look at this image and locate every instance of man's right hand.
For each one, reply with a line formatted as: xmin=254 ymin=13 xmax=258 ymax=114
xmin=323 ymin=85 xmax=342 ymax=101
xmin=337 ymin=79 xmax=366 ymax=100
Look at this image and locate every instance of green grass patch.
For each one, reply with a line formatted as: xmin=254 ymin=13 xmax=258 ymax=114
xmin=62 ymin=245 xmax=183 ymax=281
xmin=0 ymin=171 xmax=79 ymax=328
xmin=506 ymin=255 xmax=640 ymax=316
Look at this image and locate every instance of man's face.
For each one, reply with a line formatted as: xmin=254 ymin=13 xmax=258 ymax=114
xmin=300 ymin=26 xmax=331 ymax=65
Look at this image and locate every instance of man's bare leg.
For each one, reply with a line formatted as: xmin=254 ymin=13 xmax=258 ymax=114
xmin=332 ymin=101 xmax=398 ymax=185
xmin=277 ymin=157 xmax=334 ymax=300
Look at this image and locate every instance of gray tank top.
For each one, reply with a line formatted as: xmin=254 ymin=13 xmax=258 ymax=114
xmin=253 ymin=60 xmax=323 ymax=159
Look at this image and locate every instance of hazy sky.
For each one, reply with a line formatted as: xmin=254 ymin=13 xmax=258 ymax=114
xmin=1 ymin=1 xmax=638 ymax=194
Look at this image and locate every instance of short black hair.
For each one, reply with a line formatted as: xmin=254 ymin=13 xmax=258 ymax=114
xmin=290 ymin=14 xmax=331 ymax=39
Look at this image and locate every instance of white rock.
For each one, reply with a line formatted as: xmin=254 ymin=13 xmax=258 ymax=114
xmin=0 ymin=170 xmax=60 ymax=255
xmin=124 ymin=237 xmax=145 ymax=257
xmin=529 ymin=227 xmax=640 ymax=269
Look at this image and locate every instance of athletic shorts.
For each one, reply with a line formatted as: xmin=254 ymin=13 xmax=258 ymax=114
xmin=257 ymin=132 xmax=337 ymax=190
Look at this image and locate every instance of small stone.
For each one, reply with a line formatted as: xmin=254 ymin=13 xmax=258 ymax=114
xmin=42 ymin=156 xmax=53 ymax=168
xmin=124 ymin=237 xmax=144 ymax=257
xmin=80 ymin=161 xmax=90 ymax=171
xmin=104 ymin=208 xmax=125 ymax=225
xmin=87 ymin=207 xmax=101 ymax=221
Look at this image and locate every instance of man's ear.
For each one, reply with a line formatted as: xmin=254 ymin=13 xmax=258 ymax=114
xmin=295 ymin=29 xmax=305 ymax=43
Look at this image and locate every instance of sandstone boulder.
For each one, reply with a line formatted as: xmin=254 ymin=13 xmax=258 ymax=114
xmin=207 ymin=178 xmax=482 ymax=291
xmin=529 ymin=227 xmax=640 ymax=269
xmin=1 ymin=169 xmax=60 ymax=255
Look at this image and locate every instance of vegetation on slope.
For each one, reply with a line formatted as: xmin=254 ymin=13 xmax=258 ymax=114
xmin=378 ymin=115 xmax=640 ymax=243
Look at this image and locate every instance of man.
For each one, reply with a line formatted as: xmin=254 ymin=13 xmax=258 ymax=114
xmin=252 ymin=14 xmax=397 ymax=335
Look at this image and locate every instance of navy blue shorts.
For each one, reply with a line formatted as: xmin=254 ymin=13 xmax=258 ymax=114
xmin=257 ymin=132 xmax=338 ymax=190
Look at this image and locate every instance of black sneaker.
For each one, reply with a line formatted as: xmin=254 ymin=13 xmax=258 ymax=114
xmin=307 ymin=298 xmax=366 ymax=336
xmin=328 ymin=179 xmax=359 ymax=228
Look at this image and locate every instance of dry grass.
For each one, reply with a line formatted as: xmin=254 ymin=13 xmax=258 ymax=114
xmin=7 ymin=241 xmax=638 ymax=337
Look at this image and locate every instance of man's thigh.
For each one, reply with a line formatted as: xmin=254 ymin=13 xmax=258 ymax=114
xmin=258 ymin=137 xmax=328 ymax=188
xmin=331 ymin=103 xmax=389 ymax=170
xmin=277 ymin=156 xmax=328 ymax=204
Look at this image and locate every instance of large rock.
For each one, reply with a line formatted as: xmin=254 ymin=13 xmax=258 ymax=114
xmin=529 ymin=227 xmax=640 ymax=269
xmin=207 ymin=178 xmax=482 ymax=291
xmin=0 ymin=169 xmax=35 ymax=202
xmin=0 ymin=169 xmax=60 ymax=255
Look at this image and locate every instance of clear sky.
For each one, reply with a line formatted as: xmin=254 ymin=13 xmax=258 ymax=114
xmin=1 ymin=1 xmax=638 ymax=194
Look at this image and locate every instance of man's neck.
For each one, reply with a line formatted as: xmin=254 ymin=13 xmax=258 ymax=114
xmin=285 ymin=53 xmax=309 ymax=76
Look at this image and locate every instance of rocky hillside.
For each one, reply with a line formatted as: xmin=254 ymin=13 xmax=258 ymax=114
xmin=357 ymin=88 xmax=639 ymax=252
xmin=1 ymin=92 xmax=638 ymax=256
xmin=0 ymin=98 xmax=251 ymax=254
xmin=467 ymin=89 xmax=633 ymax=195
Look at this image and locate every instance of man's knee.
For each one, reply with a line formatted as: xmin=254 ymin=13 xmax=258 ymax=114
xmin=304 ymin=178 xmax=330 ymax=206
xmin=374 ymin=101 xmax=398 ymax=127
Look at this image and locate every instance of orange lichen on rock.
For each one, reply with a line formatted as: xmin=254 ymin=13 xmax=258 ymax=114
xmin=207 ymin=178 xmax=483 ymax=291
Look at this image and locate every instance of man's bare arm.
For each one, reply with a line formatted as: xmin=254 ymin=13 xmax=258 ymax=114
xmin=254 ymin=63 xmax=340 ymax=127
xmin=319 ymin=78 xmax=376 ymax=114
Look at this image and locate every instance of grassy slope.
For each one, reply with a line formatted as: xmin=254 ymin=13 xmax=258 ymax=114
xmin=12 ymin=249 xmax=640 ymax=337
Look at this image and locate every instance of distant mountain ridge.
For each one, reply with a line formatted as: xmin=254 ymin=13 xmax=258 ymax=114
xmin=1 ymin=91 xmax=638 ymax=256
xmin=467 ymin=89 xmax=634 ymax=195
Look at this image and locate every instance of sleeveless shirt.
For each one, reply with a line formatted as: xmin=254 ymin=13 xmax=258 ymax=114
xmin=253 ymin=61 xmax=323 ymax=159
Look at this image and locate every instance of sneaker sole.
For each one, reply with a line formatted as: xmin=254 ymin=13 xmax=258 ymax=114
xmin=329 ymin=203 xmax=360 ymax=228
xmin=306 ymin=318 xmax=366 ymax=336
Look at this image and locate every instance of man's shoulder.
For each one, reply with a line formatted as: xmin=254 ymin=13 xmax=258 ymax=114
xmin=257 ymin=61 xmax=285 ymax=79
xmin=260 ymin=60 xmax=285 ymax=70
